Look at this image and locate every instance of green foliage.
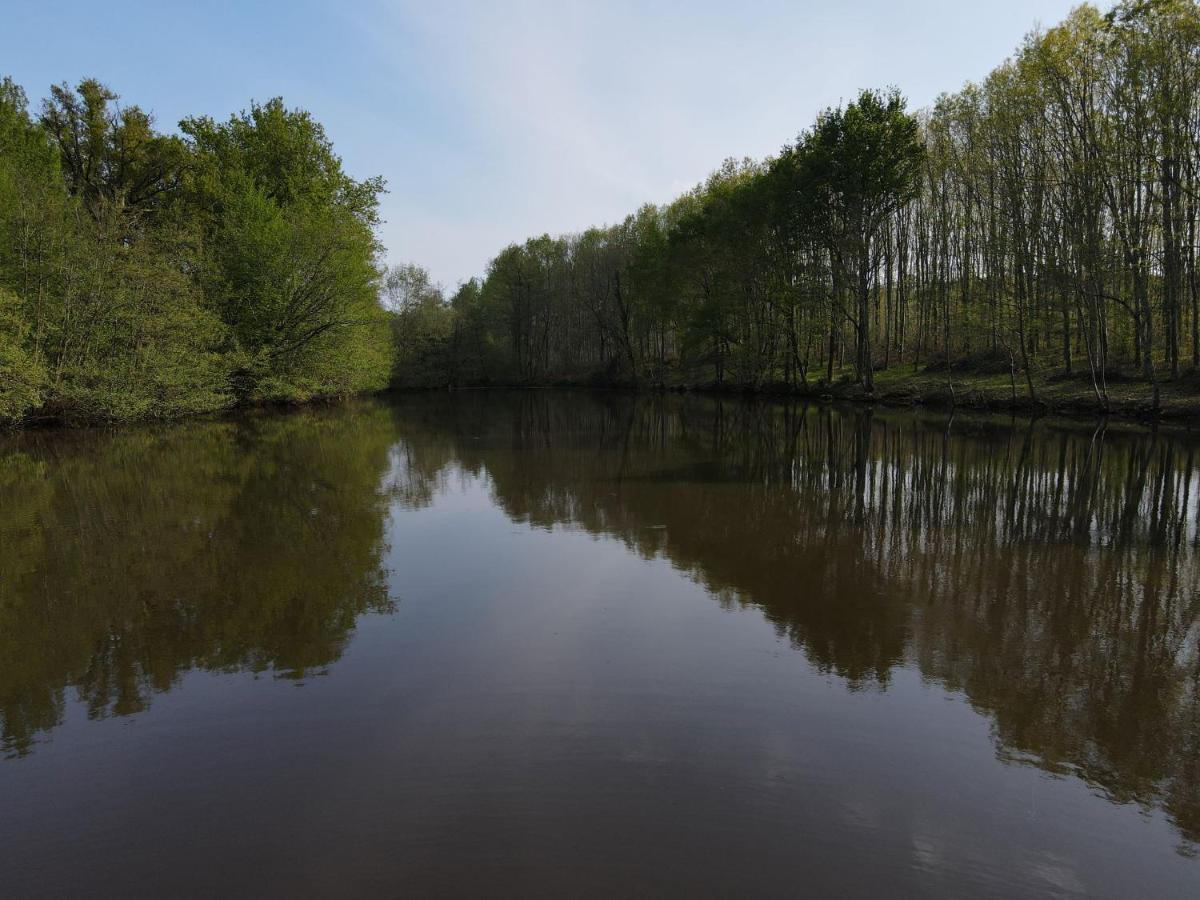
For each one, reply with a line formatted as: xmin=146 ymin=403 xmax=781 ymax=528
xmin=803 ymin=88 xmax=925 ymax=237
xmin=40 ymin=78 xmax=189 ymax=218
xmin=384 ymin=263 xmax=457 ymax=388
xmin=0 ymin=79 xmax=392 ymax=424
xmin=5 ymin=0 xmax=1198 ymax=420
xmin=420 ymin=1 xmax=1200 ymax=410
xmin=182 ymin=99 xmax=392 ymax=401
xmin=0 ymin=288 xmax=45 ymax=422
xmin=46 ymin=211 xmax=232 ymax=422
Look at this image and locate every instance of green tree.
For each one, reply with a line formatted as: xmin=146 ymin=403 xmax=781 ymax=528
xmin=40 ymin=78 xmax=189 ymax=220
xmin=2 ymin=79 xmax=231 ymax=422
xmin=182 ymin=99 xmax=392 ymax=401
xmin=385 ymin=263 xmax=456 ymax=387
xmin=0 ymin=287 xmax=45 ymax=420
xmin=803 ymin=89 xmax=924 ymax=392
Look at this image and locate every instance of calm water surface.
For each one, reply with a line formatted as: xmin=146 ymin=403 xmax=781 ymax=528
xmin=2 ymin=392 xmax=1199 ymax=897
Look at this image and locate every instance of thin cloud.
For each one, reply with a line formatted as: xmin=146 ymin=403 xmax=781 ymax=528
xmin=356 ymin=0 xmax=1079 ymax=287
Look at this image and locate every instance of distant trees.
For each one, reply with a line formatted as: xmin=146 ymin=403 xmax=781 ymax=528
xmin=0 ymin=79 xmax=391 ymax=423
xmin=418 ymin=1 xmax=1200 ymax=412
xmin=4 ymin=0 xmax=1198 ymax=420
xmin=384 ymin=263 xmax=456 ymax=387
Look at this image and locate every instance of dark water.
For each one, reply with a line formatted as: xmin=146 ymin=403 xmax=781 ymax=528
xmin=2 ymin=392 xmax=1199 ymax=897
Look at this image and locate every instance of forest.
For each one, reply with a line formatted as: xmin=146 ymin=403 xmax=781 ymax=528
xmin=392 ymin=1 xmax=1200 ymax=417
xmin=3 ymin=0 xmax=1199 ymax=424
xmin=0 ymin=78 xmax=391 ymax=423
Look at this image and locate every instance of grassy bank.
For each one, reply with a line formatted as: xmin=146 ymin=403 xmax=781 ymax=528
xmin=648 ymin=364 xmax=1200 ymax=426
xmin=449 ymin=355 xmax=1195 ymax=426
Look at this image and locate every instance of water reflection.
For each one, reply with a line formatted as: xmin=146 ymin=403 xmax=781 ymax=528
xmin=0 ymin=403 xmax=397 ymax=758
xmin=388 ymin=392 xmax=1200 ymax=846
xmin=2 ymin=390 xmax=1199 ymax=853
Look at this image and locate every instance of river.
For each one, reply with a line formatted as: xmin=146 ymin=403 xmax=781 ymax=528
xmin=2 ymin=391 xmax=1198 ymax=896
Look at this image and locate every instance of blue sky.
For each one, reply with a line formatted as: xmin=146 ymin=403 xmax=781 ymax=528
xmin=2 ymin=0 xmax=1081 ymax=288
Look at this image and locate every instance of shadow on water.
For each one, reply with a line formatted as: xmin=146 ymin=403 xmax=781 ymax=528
xmin=2 ymin=390 xmax=1199 ymax=849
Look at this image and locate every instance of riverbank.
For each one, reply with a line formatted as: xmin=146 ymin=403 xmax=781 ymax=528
xmin=796 ymin=367 xmax=1200 ymax=426
xmin=656 ymin=376 xmax=1199 ymax=426
xmin=10 ymin=367 xmax=1199 ymax=434
xmin=453 ymin=365 xmax=1200 ymax=429
xmin=5 ymin=390 xmax=393 ymax=433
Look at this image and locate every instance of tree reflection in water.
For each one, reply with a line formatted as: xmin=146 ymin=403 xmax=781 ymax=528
xmin=2 ymin=391 xmax=1198 ymax=847
xmin=0 ymin=402 xmax=397 ymax=758
xmin=390 ymin=392 xmax=1200 ymax=845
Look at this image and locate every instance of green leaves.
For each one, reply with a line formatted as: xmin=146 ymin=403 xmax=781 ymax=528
xmin=800 ymin=88 xmax=924 ymax=242
xmin=0 ymin=288 xmax=46 ymax=422
xmin=183 ymin=98 xmax=392 ymax=402
xmin=40 ymin=79 xmax=189 ymax=220
xmin=0 ymin=78 xmax=390 ymax=423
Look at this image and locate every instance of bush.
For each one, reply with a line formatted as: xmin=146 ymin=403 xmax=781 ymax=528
xmin=0 ymin=289 xmax=46 ymax=423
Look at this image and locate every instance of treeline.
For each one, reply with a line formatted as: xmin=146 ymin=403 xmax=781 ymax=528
xmin=395 ymin=1 xmax=1200 ymax=412
xmin=0 ymin=78 xmax=391 ymax=423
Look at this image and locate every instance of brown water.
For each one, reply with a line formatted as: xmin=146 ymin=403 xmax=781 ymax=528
xmin=2 ymin=391 xmax=1199 ymax=897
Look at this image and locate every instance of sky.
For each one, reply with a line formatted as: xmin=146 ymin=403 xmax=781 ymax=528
xmin=1 ymin=0 xmax=1082 ymax=289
